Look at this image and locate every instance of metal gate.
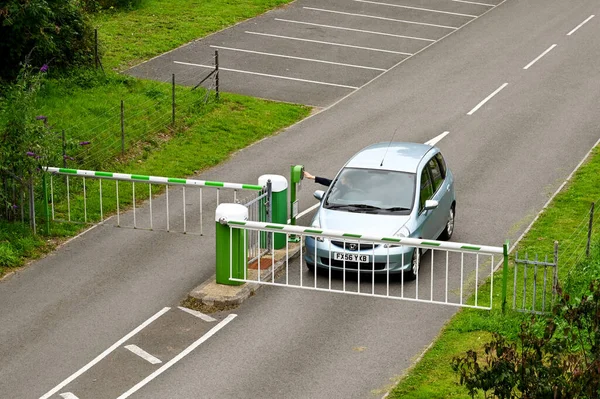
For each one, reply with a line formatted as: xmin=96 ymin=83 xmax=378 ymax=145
xmin=218 ymin=219 xmax=507 ymax=310
xmin=43 ymin=167 xmax=270 ymax=235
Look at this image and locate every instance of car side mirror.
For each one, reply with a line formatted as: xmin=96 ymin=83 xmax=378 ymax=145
xmin=424 ymin=200 xmax=439 ymax=210
xmin=314 ymin=190 xmax=324 ymax=201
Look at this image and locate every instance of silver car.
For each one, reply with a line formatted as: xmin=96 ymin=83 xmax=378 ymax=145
xmin=304 ymin=142 xmax=455 ymax=279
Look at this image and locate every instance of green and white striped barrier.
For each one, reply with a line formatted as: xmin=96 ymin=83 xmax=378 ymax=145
xmin=44 ymin=167 xmax=263 ymax=191
xmin=224 ymin=219 xmax=504 ymax=255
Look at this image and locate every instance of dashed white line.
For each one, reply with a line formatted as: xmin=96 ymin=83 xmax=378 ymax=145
xmin=59 ymin=393 xmax=79 ymax=399
xmin=425 ymin=131 xmax=450 ymax=146
xmin=245 ymin=31 xmax=413 ymax=55
xmin=124 ymin=344 xmax=163 ymax=365
xmin=116 ymin=314 xmax=237 ymax=399
xmin=567 ymin=15 xmax=595 ymax=36
xmin=467 ymin=83 xmax=508 ymax=115
xmin=523 ymin=44 xmax=557 ymax=70
xmin=304 ymin=7 xmax=458 ymax=30
xmin=274 ymin=18 xmax=435 ymax=42
xmin=39 ymin=307 xmax=171 ymax=399
xmin=452 ymin=0 xmax=494 ymax=6
xmin=173 ymin=61 xmax=360 ymax=89
xmin=353 ymin=0 xmax=477 ymax=18
xmin=177 ymin=306 xmax=217 ymax=322
xmin=210 ymin=45 xmax=386 ymax=71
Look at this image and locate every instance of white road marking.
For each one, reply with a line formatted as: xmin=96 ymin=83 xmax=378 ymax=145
xmin=567 ymin=15 xmax=595 ymax=36
xmin=274 ymin=18 xmax=435 ymax=42
xmin=177 ymin=306 xmax=217 ymax=322
xmin=59 ymin=393 xmax=79 ymax=399
xmin=467 ymin=83 xmax=508 ymax=115
xmin=124 ymin=344 xmax=162 ymax=365
xmin=210 ymin=45 xmax=386 ymax=71
xmin=245 ymin=31 xmax=413 ymax=55
xmin=116 ymin=314 xmax=237 ymax=399
xmin=39 ymin=307 xmax=171 ymax=399
xmin=304 ymin=7 xmax=458 ymax=30
xmin=296 ymin=203 xmax=320 ymax=220
xmin=523 ymin=44 xmax=557 ymax=70
xmin=353 ymin=0 xmax=477 ymax=18
xmin=424 ymin=131 xmax=450 ymax=146
xmin=452 ymin=0 xmax=494 ymax=6
xmin=173 ymin=61 xmax=360 ymax=89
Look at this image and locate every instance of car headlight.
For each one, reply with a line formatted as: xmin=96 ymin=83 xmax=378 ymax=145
xmin=311 ymin=218 xmax=324 ymax=242
xmin=384 ymin=226 xmax=410 ymax=248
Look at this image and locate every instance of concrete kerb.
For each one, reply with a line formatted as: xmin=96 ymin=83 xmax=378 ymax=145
xmin=184 ymin=242 xmax=301 ymax=313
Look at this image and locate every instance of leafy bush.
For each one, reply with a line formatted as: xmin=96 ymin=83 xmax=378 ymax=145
xmin=453 ymin=281 xmax=600 ymax=398
xmin=0 ymin=243 xmax=19 ymax=267
xmin=0 ymin=0 xmax=94 ymax=82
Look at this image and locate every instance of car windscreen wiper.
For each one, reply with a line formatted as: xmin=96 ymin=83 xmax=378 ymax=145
xmin=383 ymin=206 xmax=411 ymax=212
xmin=345 ymin=204 xmax=382 ymax=210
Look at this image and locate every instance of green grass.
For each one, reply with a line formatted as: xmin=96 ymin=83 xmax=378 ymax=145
xmin=386 ymin=146 xmax=600 ymax=398
xmin=91 ymin=0 xmax=295 ymax=71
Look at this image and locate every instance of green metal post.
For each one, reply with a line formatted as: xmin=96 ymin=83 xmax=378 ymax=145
xmin=501 ymin=240 xmax=510 ymax=313
xmin=215 ymin=204 xmax=247 ymax=285
xmin=258 ymin=175 xmax=287 ymax=249
xmin=42 ymin=172 xmax=50 ymax=235
xmin=289 ymin=165 xmax=304 ymax=242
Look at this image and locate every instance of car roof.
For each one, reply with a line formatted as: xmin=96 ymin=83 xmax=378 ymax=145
xmin=344 ymin=142 xmax=435 ymax=173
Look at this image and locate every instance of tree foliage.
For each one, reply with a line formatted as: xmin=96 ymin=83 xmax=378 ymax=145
xmin=0 ymin=0 xmax=94 ymax=82
xmin=453 ymin=282 xmax=600 ymax=398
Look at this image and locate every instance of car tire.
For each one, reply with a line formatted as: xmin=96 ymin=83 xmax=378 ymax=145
xmin=439 ymin=204 xmax=455 ymax=241
xmin=306 ymin=262 xmax=315 ymax=272
xmin=404 ymin=249 xmax=420 ymax=281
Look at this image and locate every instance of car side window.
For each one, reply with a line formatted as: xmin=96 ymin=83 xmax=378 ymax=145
xmin=428 ymin=157 xmax=444 ymax=193
xmin=419 ymin=167 xmax=433 ymax=211
xmin=435 ymin=153 xmax=446 ymax=178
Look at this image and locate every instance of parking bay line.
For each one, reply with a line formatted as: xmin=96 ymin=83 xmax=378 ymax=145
xmin=567 ymin=15 xmax=594 ymax=36
xmin=245 ymin=31 xmax=413 ymax=55
xmin=353 ymin=0 xmax=477 ymax=18
xmin=425 ymin=131 xmax=450 ymax=146
xmin=124 ymin=344 xmax=163 ymax=365
xmin=452 ymin=0 xmax=494 ymax=6
xmin=274 ymin=18 xmax=435 ymax=42
xmin=59 ymin=393 xmax=80 ymax=399
xmin=116 ymin=314 xmax=237 ymax=399
xmin=39 ymin=307 xmax=171 ymax=399
xmin=173 ymin=61 xmax=359 ymax=89
xmin=210 ymin=45 xmax=387 ymax=71
xmin=304 ymin=7 xmax=458 ymax=30
xmin=467 ymin=83 xmax=508 ymax=115
xmin=523 ymin=44 xmax=557 ymax=70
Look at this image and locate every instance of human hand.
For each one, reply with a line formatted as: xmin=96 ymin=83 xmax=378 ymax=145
xmin=303 ymin=171 xmax=315 ymax=180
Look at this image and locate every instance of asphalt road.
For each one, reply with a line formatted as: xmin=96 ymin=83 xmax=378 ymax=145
xmin=1 ymin=0 xmax=600 ymax=398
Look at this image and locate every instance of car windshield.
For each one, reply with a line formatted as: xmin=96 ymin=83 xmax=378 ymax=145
xmin=324 ymin=168 xmax=415 ymax=213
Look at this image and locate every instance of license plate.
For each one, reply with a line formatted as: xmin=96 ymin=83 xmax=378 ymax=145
xmin=333 ymin=252 xmax=370 ymax=263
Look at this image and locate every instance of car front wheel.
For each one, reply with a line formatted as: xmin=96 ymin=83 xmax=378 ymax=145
xmin=439 ymin=205 xmax=455 ymax=241
xmin=404 ymin=249 xmax=420 ymax=281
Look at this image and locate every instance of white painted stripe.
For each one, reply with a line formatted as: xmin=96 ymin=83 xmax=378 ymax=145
xmin=124 ymin=344 xmax=162 ymax=365
xmin=467 ymin=83 xmax=508 ymax=115
xmin=39 ymin=307 xmax=171 ymax=399
xmin=177 ymin=306 xmax=217 ymax=322
xmin=452 ymin=0 xmax=494 ymax=6
xmin=116 ymin=314 xmax=237 ymax=399
xmin=174 ymin=61 xmax=359 ymax=89
xmin=296 ymin=203 xmax=320 ymax=220
xmin=304 ymin=7 xmax=458 ymax=30
xmin=245 ymin=31 xmax=413 ymax=55
xmin=353 ymin=0 xmax=477 ymax=17
xmin=210 ymin=45 xmax=386 ymax=71
xmin=59 ymin=393 xmax=79 ymax=399
xmin=523 ymin=44 xmax=557 ymax=70
xmin=424 ymin=131 xmax=450 ymax=146
xmin=567 ymin=15 xmax=594 ymax=36
xmin=274 ymin=18 xmax=435 ymax=42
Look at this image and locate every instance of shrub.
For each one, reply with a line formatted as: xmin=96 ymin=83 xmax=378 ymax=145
xmin=0 ymin=243 xmax=19 ymax=268
xmin=0 ymin=0 xmax=94 ymax=82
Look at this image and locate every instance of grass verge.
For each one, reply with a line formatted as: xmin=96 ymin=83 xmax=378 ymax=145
xmin=386 ymin=146 xmax=600 ymax=398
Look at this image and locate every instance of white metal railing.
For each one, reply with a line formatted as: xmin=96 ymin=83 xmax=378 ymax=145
xmin=223 ymin=220 xmax=505 ymax=310
xmin=44 ymin=167 xmax=266 ymax=235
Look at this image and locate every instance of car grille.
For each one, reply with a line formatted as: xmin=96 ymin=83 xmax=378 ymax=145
xmin=320 ymin=258 xmax=388 ymax=270
xmin=330 ymin=241 xmax=379 ymax=251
